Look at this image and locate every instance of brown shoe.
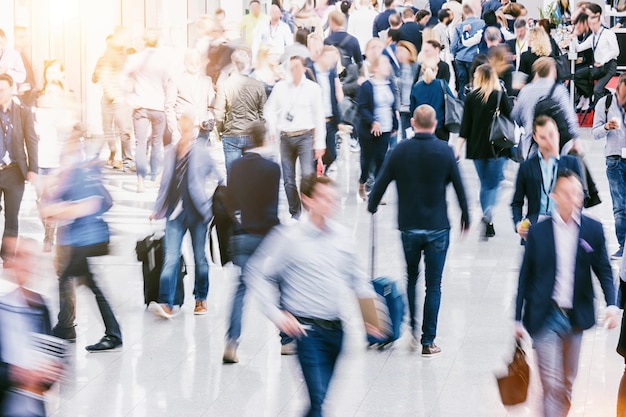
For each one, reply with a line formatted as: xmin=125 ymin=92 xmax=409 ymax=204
xmin=112 ymin=160 xmax=123 ymax=169
xmin=223 ymin=341 xmax=239 ymax=364
xmin=358 ymin=183 xmax=367 ymax=201
xmin=194 ymin=300 xmax=208 ymax=315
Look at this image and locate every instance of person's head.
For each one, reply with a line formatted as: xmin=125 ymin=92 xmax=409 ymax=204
xmin=389 ymin=13 xmax=403 ymax=29
xmin=300 ymin=175 xmax=337 ymax=219
xmin=307 ymin=33 xmax=324 ymax=60
xmin=328 ymin=10 xmax=346 ymax=31
xmin=387 ymin=28 xmax=401 ymax=44
xmin=215 ymin=8 xmax=226 ymax=22
xmin=532 ymin=56 xmax=557 ymax=80
xmin=270 ymin=4 xmax=283 ymax=23
xmin=502 ymin=2 xmax=523 ymax=17
xmin=415 ymin=9 xmax=431 ymax=25
xmin=551 ymin=169 xmax=584 ymax=220
xmin=318 ymin=45 xmax=339 ymax=70
xmin=396 ymin=40 xmax=417 ymax=64
xmin=573 ymin=12 xmax=589 ymax=35
xmin=294 ymin=28 xmax=309 ymax=46
xmin=420 ymin=39 xmax=442 ymax=60
xmin=231 ymin=48 xmax=252 ymax=73
xmin=616 ymin=73 xmax=626 ymax=107
xmin=483 ymin=9 xmax=497 ymax=27
xmin=411 ymin=104 xmax=437 ymax=133
xmin=340 ymin=0 xmax=352 ymax=14
xmin=468 ymin=53 xmax=489 ymax=84
xmin=289 ymin=55 xmax=307 ymax=84
xmin=488 ymin=44 xmax=512 ymax=76
xmin=421 ymin=59 xmax=438 ymax=84
xmin=250 ymin=0 xmax=262 ymax=17
xmin=529 ymin=27 xmax=551 ymax=57
xmin=484 ymin=26 xmax=501 ymax=47
xmin=532 ymin=115 xmax=560 ymax=157
xmin=3 ymin=237 xmax=38 ymax=285
xmin=384 ymin=0 xmax=395 ymax=9
xmin=370 ymin=55 xmax=391 ymax=79
xmin=365 ymin=37 xmax=385 ymax=61
xmin=247 ymin=120 xmax=267 ymax=148
xmin=143 ymin=28 xmax=159 ymax=48
xmin=402 ymin=8 xmax=415 ymax=22
xmin=536 ymin=18 xmax=551 ymax=35
xmin=462 ymin=4 xmax=475 ymax=19
xmin=0 ymin=73 xmax=13 ymax=107
xmin=473 ymin=63 xmax=501 ymax=103
xmin=586 ymin=3 xmax=603 ymax=32
xmin=513 ymin=18 xmax=527 ymax=40
xmin=438 ymin=9 xmax=452 ymax=25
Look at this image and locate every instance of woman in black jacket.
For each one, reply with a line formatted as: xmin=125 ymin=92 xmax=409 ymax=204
xmin=455 ymin=64 xmax=512 ymax=239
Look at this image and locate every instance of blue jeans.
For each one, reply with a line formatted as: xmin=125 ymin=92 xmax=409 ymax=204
xmin=280 ymin=131 xmax=314 ymax=218
xmin=400 ymin=112 xmax=412 ymax=140
xmin=296 ymin=321 xmax=344 ymax=417
xmin=158 ymin=213 xmax=209 ymax=308
xmin=606 ymin=156 xmax=626 ymax=248
xmin=133 ymin=108 xmax=166 ymax=180
xmin=222 ymin=135 xmax=252 ymax=177
xmin=473 ymin=157 xmax=506 ymax=223
xmin=400 ymin=229 xmax=449 ymax=346
xmin=226 ymin=233 xmax=265 ymax=344
xmin=532 ymin=306 xmax=583 ymax=417
xmin=455 ymin=60 xmax=472 ymax=100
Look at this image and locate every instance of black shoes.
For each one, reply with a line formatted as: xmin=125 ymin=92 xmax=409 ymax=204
xmin=422 ymin=344 xmax=442 ymax=356
xmin=85 ymin=336 xmax=122 ymax=353
xmin=486 ymin=222 xmax=495 ymax=238
xmin=52 ymin=325 xmax=76 ymax=342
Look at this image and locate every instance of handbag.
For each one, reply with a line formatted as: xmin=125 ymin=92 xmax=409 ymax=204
xmin=554 ymin=54 xmax=571 ymax=81
xmin=496 ymin=339 xmax=530 ymax=406
xmin=489 ymin=90 xmax=516 ymax=156
xmin=441 ymin=80 xmax=463 ymax=133
xmin=339 ymin=97 xmax=359 ymax=127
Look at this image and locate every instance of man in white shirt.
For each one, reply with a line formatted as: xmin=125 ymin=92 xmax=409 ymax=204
xmin=572 ymin=3 xmax=619 ymax=106
xmin=265 ymin=56 xmax=326 ymax=220
xmin=348 ymin=0 xmax=379 ymax=53
xmin=252 ymin=4 xmax=293 ymax=64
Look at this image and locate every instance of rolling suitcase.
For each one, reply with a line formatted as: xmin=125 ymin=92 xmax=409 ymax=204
xmin=136 ymin=234 xmax=186 ymax=307
xmin=367 ymin=215 xmax=405 ymax=347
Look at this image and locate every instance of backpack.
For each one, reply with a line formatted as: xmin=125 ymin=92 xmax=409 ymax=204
xmin=335 ymin=34 xmax=354 ymax=70
xmin=533 ymin=82 xmax=573 ymax=151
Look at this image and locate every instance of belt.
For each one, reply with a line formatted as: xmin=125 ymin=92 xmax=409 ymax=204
xmin=607 ymin=155 xmax=625 ymax=161
xmin=552 ymin=301 xmax=572 ymax=318
xmin=281 ymin=129 xmax=311 ymax=137
xmin=295 ymin=316 xmax=342 ymax=331
xmin=0 ymin=162 xmax=17 ymax=171
xmin=325 ymin=117 xmax=333 ymax=123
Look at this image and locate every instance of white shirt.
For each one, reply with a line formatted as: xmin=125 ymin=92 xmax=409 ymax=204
xmin=0 ymin=48 xmax=26 ymax=84
xmin=347 ymin=7 xmax=379 ymax=53
xmin=264 ymin=77 xmax=326 ymax=150
xmin=314 ymin=64 xmax=333 ymax=118
xmin=575 ymin=26 xmax=620 ymax=66
xmin=252 ymin=20 xmax=294 ymax=63
xmin=552 ymin=211 xmax=581 ymax=309
xmin=123 ymin=47 xmax=172 ymax=111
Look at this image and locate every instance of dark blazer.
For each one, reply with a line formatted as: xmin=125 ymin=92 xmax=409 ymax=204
xmin=515 ymin=215 xmax=617 ymax=335
xmin=355 ymin=80 xmax=399 ymax=133
xmin=398 ymin=21 xmax=423 ymax=53
xmin=7 ymin=101 xmax=38 ymax=179
xmin=511 ymin=154 xmax=582 ymax=228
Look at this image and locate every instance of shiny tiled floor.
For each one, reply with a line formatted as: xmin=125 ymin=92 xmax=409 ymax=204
xmin=2 ymin=129 xmax=624 ymax=417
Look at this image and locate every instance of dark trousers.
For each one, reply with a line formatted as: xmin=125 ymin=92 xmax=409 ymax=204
xmin=280 ymin=131 xmax=314 ymax=218
xmin=435 ymin=126 xmax=450 ymax=142
xmin=455 ymin=60 xmax=472 ymax=100
xmin=322 ymin=121 xmax=338 ymax=168
xmin=56 ymin=244 xmax=122 ymax=342
xmin=296 ymin=321 xmax=344 ymax=417
xmin=0 ymin=165 xmax=25 ymax=255
xmin=574 ymin=60 xmax=617 ymax=104
xmin=358 ymin=129 xmax=390 ymax=184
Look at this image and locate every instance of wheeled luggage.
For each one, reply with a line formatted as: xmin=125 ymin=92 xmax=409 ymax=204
xmin=136 ymin=234 xmax=186 ymax=306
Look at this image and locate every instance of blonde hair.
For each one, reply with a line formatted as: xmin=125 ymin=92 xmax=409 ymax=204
xmin=396 ymin=41 xmax=417 ymax=63
xmin=421 ymin=59 xmax=438 ymax=84
xmin=421 ymin=27 xmax=437 ymax=44
xmin=473 ymin=64 xmax=501 ymax=103
xmin=529 ymin=27 xmax=552 ymax=57
xmin=488 ymin=45 xmax=512 ymax=77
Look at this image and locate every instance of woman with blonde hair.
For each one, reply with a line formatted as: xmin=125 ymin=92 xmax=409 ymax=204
xmin=356 ymin=55 xmax=397 ymax=200
xmin=409 ymin=60 xmax=455 ymax=141
xmin=416 ymin=39 xmax=450 ymax=84
xmin=456 ymin=64 xmax=512 ymax=239
xmin=488 ymin=44 xmax=513 ymax=94
xmin=518 ymin=26 xmax=554 ymax=80
xmin=396 ymin=41 xmax=419 ymax=137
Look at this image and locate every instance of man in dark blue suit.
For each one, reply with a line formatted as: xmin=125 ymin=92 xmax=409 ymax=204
xmin=514 ymin=169 xmax=619 ymax=417
xmin=511 ymin=116 xmax=581 ymax=241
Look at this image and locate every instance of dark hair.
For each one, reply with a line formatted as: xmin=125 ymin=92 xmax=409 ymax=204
xmin=295 ymin=28 xmax=309 ymax=46
xmin=301 ymin=175 xmax=334 ymax=198
xmin=536 ymin=18 xmax=552 ymax=34
xmin=533 ymin=114 xmax=557 ymax=132
xmin=555 ymin=168 xmax=582 ymax=186
xmin=289 ymin=55 xmax=307 ymax=66
xmin=469 ymin=53 xmax=488 ymax=83
xmin=586 ymin=3 xmax=602 ymax=15
xmin=384 ymin=0 xmax=395 ymax=7
xmin=483 ymin=10 xmax=497 ymax=26
xmin=250 ymin=0 xmax=260 ymax=4
xmin=388 ymin=28 xmax=401 ymax=43
xmin=341 ymin=0 xmax=351 ymax=13
xmin=246 ymin=120 xmax=267 ymax=148
xmin=573 ymin=12 xmax=589 ymax=25
xmin=415 ymin=9 xmax=431 ymax=22
xmin=514 ymin=17 xmax=527 ymax=30
xmin=437 ymin=9 xmax=451 ymax=22
xmin=0 ymin=73 xmax=14 ymax=87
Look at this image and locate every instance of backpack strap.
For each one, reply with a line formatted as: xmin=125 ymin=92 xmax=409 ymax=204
xmin=606 ymin=93 xmax=614 ymax=116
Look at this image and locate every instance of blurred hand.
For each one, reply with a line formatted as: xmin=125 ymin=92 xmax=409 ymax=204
xmin=516 ymin=220 xmax=530 ymax=240
xmin=27 ymin=171 xmax=38 ymax=185
xmin=314 ymin=149 xmax=325 ymax=160
xmin=365 ymin=323 xmax=385 ymax=340
xmin=514 ymin=321 xmax=527 ymax=340
xmin=606 ymin=119 xmax=620 ymax=130
xmin=148 ymin=212 xmax=157 ymax=221
xmin=605 ymin=306 xmax=621 ymax=330
xmin=371 ymin=122 xmax=382 ymax=137
xmin=278 ymin=311 xmax=307 ymax=339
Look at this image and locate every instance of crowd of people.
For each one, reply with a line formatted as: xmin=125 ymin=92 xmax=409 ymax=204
xmin=2 ymin=0 xmax=626 ymax=416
